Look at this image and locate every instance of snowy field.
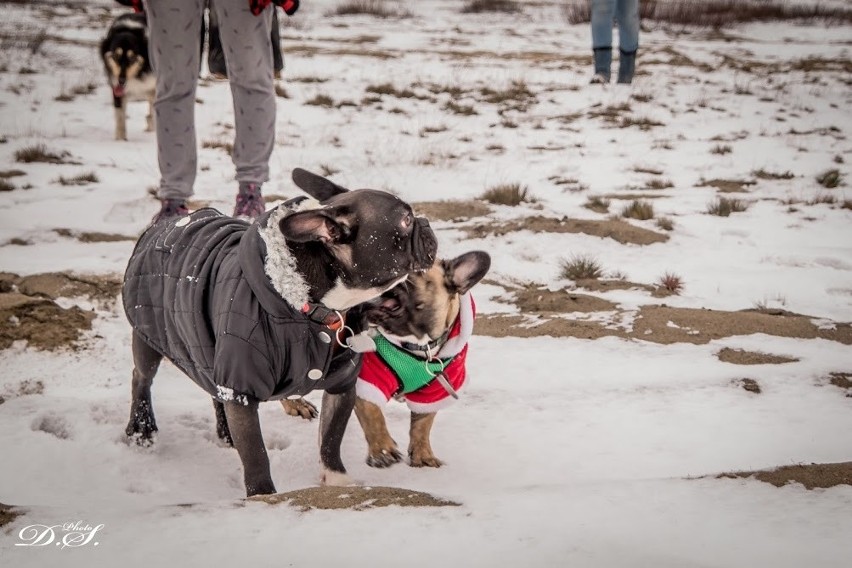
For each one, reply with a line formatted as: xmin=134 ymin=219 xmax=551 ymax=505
xmin=0 ymin=0 xmax=851 ymax=566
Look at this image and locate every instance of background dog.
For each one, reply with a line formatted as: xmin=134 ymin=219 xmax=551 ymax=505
xmin=122 ymin=169 xmax=437 ymax=496
xmin=353 ymin=250 xmax=491 ymax=468
xmin=100 ymin=13 xmax=154 ymax=140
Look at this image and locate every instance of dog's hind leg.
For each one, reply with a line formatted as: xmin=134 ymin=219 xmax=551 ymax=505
xmin=319 ymin=387 xmax=357 ymax=486
xmin=125 ymin=332 xmax=162 ymax=445
xmin=114 ymin=97 xmax=127 ymax=141
xmin=408 ymin=412 xmax=442 ymax=468
xmin=212 ymin=400 xmax=233 ymax=447
xmin=223 ymin=399 xmax=276 ymax=496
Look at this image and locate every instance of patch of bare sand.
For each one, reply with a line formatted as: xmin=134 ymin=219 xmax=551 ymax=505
xmin=717 ymin=348 xmax=799 ymax=365
xmin=514 ymin=287 xmax=617 ymax=313
xmin=0 ymin=292 xmax=94 ymax=351
xmin=12 ymin=272 xmax=121 ymax=301
xmin=717 ymin=462 xmax=852 ymax=490
xmin=475 ymin=305 xmax=852 ymax=346
xmin=0 ymin=272 xmax=119 ymax=351
xmin=413 ymin=200 xmax=491 ymax=222
xmin=251 ymin=486 xmax=460 ymax=512
xmin=54 ymin=228 xmax=135 ymax=243
xmin=464 ymin=216 xmax=669 ymax=245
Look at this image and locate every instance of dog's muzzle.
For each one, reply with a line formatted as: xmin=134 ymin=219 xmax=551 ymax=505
xmin=411 ymin=217 xmax=437 ymax=271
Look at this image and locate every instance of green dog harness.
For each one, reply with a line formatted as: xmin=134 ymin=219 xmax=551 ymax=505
xmin=373 ymin=334 xmax=453 ymax=394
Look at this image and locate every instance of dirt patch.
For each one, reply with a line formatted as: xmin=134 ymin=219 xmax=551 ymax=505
xmin=717 ymin=462 xmax=852 ymax=490
xmin=514 ymin=287 xmax=617 ymax=314
xmin=829 ymin=372 xmax=852 ymax=396
xmin=465 ymin=216 xmax=669 ymax=245
xmin=475 ymin=305 xmax=852 ymax=346
xmin=54 ymin=228 xmax=135 ymax=243
xmin=0 ymin=292 xmax=94 ymax=351
xmin=12 ymin=272 xmax=121 ymax=302
xmin=698 ymin=178 xmax=756 ymax=193
xmin=734 ymin=378 xmax=762 ymax=394
xmin=251 ymin=486 xmax=460 ymax=512
xmin=717 ymin=348 xmax=799 ymax=365
xmin=574 ymin=278 xmax=662 ymax=295
xmin=413 ymin=200 xmax=492 ymax=222
xmin=0 ymin=502 xmax=22 ymax=528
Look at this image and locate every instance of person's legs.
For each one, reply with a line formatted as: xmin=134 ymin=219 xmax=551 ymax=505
xmin=590 ymin=0 xmax=616 ymax=82
xmin=207 ymin=0 xmax=228 ymax=77
xmin=146 ymin=0 xmax=204 ymax=203
xmin=213 ymin=0 xmax=275 ymax=217
xmin=615 ymin=0 xmax=639 ymax=83
xmin=271 ymin=8 xmax=283 ymax=76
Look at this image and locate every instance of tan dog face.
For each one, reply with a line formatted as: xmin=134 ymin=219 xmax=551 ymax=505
xmin=103 ymin=47 xmax=146 ymax=90
xmin=363 ymin=251 xmax=491 ymax=344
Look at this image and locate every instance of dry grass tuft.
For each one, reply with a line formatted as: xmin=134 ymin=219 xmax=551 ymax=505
xmin=462 ymin=0 xmax=521 ymax=14
xmin=710 ymin=144 xmax=733 ymax=155
xmin=305 ymin=94 xmax=335 ymax=107
xmin=621 ymin=199 xmax=655 ymax=220
xmin=57 ymin=172 xmax=99 ymax=186
xmin=656 ymin=217 xmax=674 ymax=231
xmin=807 ymin=193 xmax=837 ymax=206
xmin=560 ymin=254 xmax=604 ymax=281
xmin=14 ymin=144 xmax=74 ymax=164
xmin=646 ymin=178 xmax=674 ymax=190
xmin=707 ymin=197 xmax=749 ymax=216
xmin=0 ymin=179 xmax=15 ymax=192
xmin=319 ymin=164 xmax=340 ymax=177
xmin=331 ymin=0 xmax=412 ymax=18
xmin=658 ymin=271 xmax=684 ymax=295
xmin=202 ymin=139 xmax=234 ymax=156
xmin=274 ymin=84 xmax=289 ymax=98
xmin=816 ymin=169 xmax=842 ymax=189
xmin=444 ymin=101 xmax=478 ymax=115
xmin=480 ymin=183 xmax=533 ymax=206
xmin=584 ymin=196 xmax=610 ymax=214
xmin=752 ymin=168 xmax=794 ymax=180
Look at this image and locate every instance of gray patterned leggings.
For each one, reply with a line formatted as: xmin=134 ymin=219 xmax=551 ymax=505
xmin=146 ymin=0 xmax=275 ymax=200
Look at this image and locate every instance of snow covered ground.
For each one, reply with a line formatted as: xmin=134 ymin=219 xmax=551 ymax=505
xmin=1 ymin=1 xmax=850 ymax=566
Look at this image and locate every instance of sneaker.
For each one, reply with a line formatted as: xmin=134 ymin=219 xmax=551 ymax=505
xmin=590 ymin=73 xmax=610 ymax=85
xmin=152 ymin=198 xmax=188 ymax=224
xmin=233 ymin=182 xmax=265 ymax=219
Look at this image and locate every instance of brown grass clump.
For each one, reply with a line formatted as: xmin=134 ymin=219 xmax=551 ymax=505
xmin=480 ymin=183 xmax=532 ymax=206
xmin=57 ymin=172 xmax=99 ymax=186
xmin=584 ymin=196 xmax=610 ymax=214
xmin=710 ymin=144 xmax=732 ymax=155
xmin=807 ymin=194 xmax=837 ymax=206
xmin=707 ymin=197 xmax=748 ymax=216
xmin=816 ymin=169 xmax=842 ymax=189
xmin=14 ymin=144 xmax=73 ymax=164
xmin=621 ymin=199 xmax=655 ymax=220
xmin=752 ymin=168 xmax=794 ymax=180
xmin=658 ymin=271 xmax=684 ymax=295
xmin=202 ymin=139 xmax=234 ymax=156
xmin=655 ymin=217 xmax=674 ymax=231
xmin=331 ymin=0 xmax=412 ymax=19
xmin=645 ymin=178 xmax=674 ymax=190
xmin=560 ymin=255 xmax=604 ymax=281
xmin=461 ymin=0 xmax=520 ymax=14
xmin=305 ymin=94 xmax=335 ymax=107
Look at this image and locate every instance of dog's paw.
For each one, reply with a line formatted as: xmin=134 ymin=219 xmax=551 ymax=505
xmin=366 ymin=447 xmax=403 ymax=468
xmin=280 ymin=397 xmax=318 ymax=420
xmin=409 ymin=450 xmax=443 ymax=468
xmin=125 ymin=406 xmax=158 ymax=445
xmin=321 ymin=469 xmax=357 ymax=487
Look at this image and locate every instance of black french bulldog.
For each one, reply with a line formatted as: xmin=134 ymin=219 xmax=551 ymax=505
xmin=121 ymin=168 xmax=437 ymax=496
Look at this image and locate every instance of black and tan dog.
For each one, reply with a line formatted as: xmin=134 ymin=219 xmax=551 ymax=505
xmin=122 ymin=169 xmax=437 ymax=496
xmin=100 ymin=13 xmax=154 ymax=140
xmin=352 ymin=251 xmax=490 ymax=468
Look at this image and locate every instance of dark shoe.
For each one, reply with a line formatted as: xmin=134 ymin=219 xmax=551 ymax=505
xmin=233 ymin=182 xmax=265 ymax=219
xmin=590 ymin=73 xmax=609 ymax=85
xmin=152 ymin=198 xmax=188 ymax=224
xmin=592 ymin=46 xmax=612 ymax=83
xmin=617 ymin=49 xmax=637 ymax=84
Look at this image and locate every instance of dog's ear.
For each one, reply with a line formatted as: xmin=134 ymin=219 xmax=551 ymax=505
xmin=278 ymin=210 xmax=344 ymax=244
xmin=444 ymin=251 xmax=491 ymax=295
xmin=292 ymin=168 xmax=349 ymax=202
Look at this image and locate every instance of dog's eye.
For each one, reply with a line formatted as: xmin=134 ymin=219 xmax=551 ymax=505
xmin=401 ymin=213 xmax=412 ymax=228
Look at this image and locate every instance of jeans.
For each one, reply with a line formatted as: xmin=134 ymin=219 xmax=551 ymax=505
xmin=590 ymin=0 xmax=639 ymax=53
